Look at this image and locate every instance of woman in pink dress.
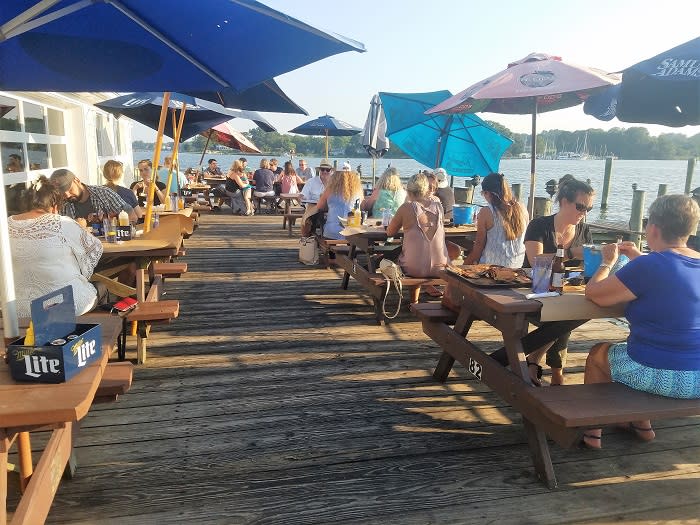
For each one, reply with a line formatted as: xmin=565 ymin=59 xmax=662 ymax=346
xmin=278 ymin=161 xmax=305 ymax=194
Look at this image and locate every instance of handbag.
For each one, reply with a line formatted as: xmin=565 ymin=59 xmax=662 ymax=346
xmin=299 ymin=235 xmax=319 ymax=265
xmin=379 ymin=258 xmax=404 ymax=319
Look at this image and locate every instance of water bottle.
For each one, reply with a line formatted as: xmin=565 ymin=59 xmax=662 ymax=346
xmin=381 ymin=208 xmax=393 ymax=228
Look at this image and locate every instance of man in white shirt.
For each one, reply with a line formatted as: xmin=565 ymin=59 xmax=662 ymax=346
xmin=296 ymin=159 xmax=314 ymax=181
xmin=301 ymin=159 xmax=332 ymax=203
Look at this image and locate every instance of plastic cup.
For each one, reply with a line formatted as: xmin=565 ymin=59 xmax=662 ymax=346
xmin=583 ymin=244 xmax=602 ymax=278
xmin=531 ymin=254 xmax=554 ymax=293
xmin=103 ymin=220 xmax=117 ymax=243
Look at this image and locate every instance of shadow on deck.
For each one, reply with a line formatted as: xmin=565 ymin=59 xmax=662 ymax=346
xmin=26 ymin=214 xmax=700 ymax=524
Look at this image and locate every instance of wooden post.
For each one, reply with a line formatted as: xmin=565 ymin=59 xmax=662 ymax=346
xmin=511 ymin=183 xmax=522 ymax=201
xmin=657 ymin=184 xmax=667 ymax=197
xmin=629 ymin=189 xmax=646 ymax=248
xmin=601 ymin=157 xmax=613 ymax=209
xmin=533 ymin=197 xmax=552 ymax=219
xmin=685 ymin=158 xmax=696 ymax=195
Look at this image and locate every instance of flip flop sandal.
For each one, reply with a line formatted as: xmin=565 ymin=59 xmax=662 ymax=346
xmin=580 ymin=433 xmax=602 ymax=449
xmin=617 ymin=423 xmax=656 ymax=442
xmin=526 ymin=361 xmax=543 ymax=387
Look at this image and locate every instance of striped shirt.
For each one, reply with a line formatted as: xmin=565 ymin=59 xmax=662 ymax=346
xmin=61 ymin=184 xmax=133 ymax=220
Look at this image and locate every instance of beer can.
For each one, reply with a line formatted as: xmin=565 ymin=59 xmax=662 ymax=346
xmin=50 ymin=338 xmax=67 ymax=345
xmin=66 ymin=334 xmax=78 ymax=340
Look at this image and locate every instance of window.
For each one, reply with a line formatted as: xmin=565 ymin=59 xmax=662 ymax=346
xmin=0 ymin=95 xmax=20 ymax=132
xmin=27 ymin=143 xmax=49 ymax=170
xmin=1 ymin=142 xmax=24 ymax=173
xmin=24 ymin=102 xmax=46 ymax=134
xmin=47 ymin=108 xmax=65 ymax=135
xmin=50 ymin=144 xmax=68 ymax=168
xmin=96 ymin=112 xmax=115 ymax=156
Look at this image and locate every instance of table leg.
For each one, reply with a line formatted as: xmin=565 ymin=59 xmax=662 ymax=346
xmin=434 ymin=307 xmax=476 ymax=382
xmin=341 ymin=244 xmax=357 ymax=290
xmin=1 ymin=430 xmax=9 ymax=525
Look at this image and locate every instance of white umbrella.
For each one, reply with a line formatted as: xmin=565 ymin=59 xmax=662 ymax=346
xmin=361 ymin=94 xmax=390 ymax=185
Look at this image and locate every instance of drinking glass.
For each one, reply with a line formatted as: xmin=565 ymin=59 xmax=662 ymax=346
xmin=531 ymin=254 xmax=554 ymax=294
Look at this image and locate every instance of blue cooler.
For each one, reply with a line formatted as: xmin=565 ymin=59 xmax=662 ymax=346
xmin=453 ymin=204 xmax=475 ymax=225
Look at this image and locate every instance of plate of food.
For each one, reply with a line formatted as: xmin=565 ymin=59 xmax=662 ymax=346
xmin=447 ymin=264 xmax=532 ymax=287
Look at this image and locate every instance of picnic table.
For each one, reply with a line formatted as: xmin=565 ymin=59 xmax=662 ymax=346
xmin=413 ymin=270 xmax=700 ymax=487
xmin=279 ymin=193 xmax=304 ymax=235
xmin=0 ymin=314 xmax=122 ymax=525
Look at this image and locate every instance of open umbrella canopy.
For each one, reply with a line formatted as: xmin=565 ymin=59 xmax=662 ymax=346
xmin=190 ymin=79 xmax=307 ymax=115
xmin=200 ymin=122 xmax=261 ymax=154
xmin=380 ymin=90 xmax=512 ymax=177
xmin=289 ymin=115 xmax=362 ymax=158
xmin=96 ymin=92 xmax=276 ymax=141
xmin=0 ymin=0 xmax=366 ymax=93
xmin=584 ymin=36 xmax=700 ymax=127
xmin=427 ymin=54 xmax=619 ymax=211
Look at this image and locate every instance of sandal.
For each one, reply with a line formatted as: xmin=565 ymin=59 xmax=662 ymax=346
xmin=526 ymin=360 xmax=543 ymax=387
xmin=424 ymin=285 xmax=443 ymax=298
xmin=617 ymin=423 xmax=656 ymax=442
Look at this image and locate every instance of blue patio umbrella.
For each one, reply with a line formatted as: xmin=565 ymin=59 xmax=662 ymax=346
xmin=190 ymin=79 xmax=307 ymax=115
xmin=289 ymin=115 xmax=362 ymax=159
xmin=584 ymin=36 xmax=700 ymax=127
xmin=0 ymin=0 xmax=366 ymax=93
xmin=96 ymin=92 xmax=277 ymax=141
xmin=379 ymin=90 xmax=512 ymax=178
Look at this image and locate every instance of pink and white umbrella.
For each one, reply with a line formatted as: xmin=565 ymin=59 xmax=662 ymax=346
xmin=427 ymin=53 xmax=620 ymax=214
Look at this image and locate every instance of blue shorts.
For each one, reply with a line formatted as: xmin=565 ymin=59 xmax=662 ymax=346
xmin=608 ymin=342 xmax=700 ymax=399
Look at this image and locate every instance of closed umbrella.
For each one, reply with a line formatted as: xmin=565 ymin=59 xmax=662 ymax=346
xmin=584 ymin=36 xmax=700 ymax=127
xmin=198 ymin=122 xmax=262 ymax=167
xmin=380 ymin=90 xmax=512 ymax=178
xmin=361 ymin=94 xmax=390 ymax=185
xmin=289 ymin=115 xmax=362 ymax=159
xmin=427 ymin=53 xmax=620 ymax=215
xmin=0 ymin=0 xmax=365 ymax=338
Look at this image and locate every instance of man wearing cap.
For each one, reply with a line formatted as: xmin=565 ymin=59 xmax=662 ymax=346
xmin=50 ymin=168 xmax=137 ymax=222
xmin=434 ymin=167 xmax=455 ymax=221
xmin=296 ymin=159 xmax=314 ymax=181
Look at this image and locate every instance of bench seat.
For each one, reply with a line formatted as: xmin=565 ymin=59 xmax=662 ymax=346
xmin=153 ymin=261 xmax=188 ymax=278
xmin=126 ymin=300 xmax=180 ymax=322
xmin=94 ymin=362 xmax=134 ymax=403
xmin=283 ymin=212 xmax=304 ymax=236
xmin=410 ymin=302 xmax=458 ymax=324
xmin=318 ymin=238 xmax=349 ymax=268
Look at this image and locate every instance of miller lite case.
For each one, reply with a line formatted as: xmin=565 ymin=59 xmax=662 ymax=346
xmin=7 ymin=286 xmax=102 ymax=383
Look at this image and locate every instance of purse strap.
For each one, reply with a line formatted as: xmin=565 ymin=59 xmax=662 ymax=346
xmin=380 ymin=261 xmax=403 ymax=319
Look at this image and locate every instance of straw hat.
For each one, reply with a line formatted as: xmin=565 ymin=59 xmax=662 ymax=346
xmin=434 ymin=168 xmax=449 ymax=188
xmin=318 ymin=159 xmax=333 ymax=170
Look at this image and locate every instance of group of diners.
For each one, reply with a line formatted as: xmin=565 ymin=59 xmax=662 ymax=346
xmin=304 ymin=161 xmax=700 ymax=439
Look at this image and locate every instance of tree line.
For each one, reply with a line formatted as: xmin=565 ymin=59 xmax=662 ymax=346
xmin=133 ymin=122 xmax=700 ymax=161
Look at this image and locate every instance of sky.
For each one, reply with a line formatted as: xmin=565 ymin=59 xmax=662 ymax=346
xmin=131 ymin=0 xmax=700 ymax=142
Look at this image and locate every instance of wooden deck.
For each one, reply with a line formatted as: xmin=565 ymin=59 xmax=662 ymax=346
xmin=13 ymin=213 xmax=700 ymax=524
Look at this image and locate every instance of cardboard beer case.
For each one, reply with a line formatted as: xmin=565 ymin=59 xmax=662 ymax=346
xmin=7 ymin=286 xmax=102 ymax=383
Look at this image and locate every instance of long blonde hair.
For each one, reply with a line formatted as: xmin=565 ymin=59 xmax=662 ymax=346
xmin=481 ymin=172 xmax=525 ymax=240
xmin=326 ymin=170 xmax=362 ymax=202
xmin=377 ymin=167 xmax=403 ymax=192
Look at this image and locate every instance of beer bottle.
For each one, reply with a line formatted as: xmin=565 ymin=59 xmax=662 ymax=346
xmin=550 ymin=244 xmax=566 ymax=293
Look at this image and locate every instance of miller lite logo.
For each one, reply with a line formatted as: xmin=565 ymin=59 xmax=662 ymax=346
xmin=71 ymin=338 xmax=97 ymax=368
xmin=22 ymin=354 xmax=61 ymax=378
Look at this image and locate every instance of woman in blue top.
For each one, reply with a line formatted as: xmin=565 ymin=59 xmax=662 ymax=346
xmin=316 ymin=169 xmax=363 ymax=240
xmin=583 ymin=194 xmax=700 ymax=449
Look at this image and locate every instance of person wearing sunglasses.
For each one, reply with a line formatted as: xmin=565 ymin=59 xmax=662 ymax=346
xmin=522 ymin=175 xmax=594 ymax=385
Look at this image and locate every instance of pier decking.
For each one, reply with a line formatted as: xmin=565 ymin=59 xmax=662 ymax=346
xmin=15 ymin=214 xmax=700 ymax=524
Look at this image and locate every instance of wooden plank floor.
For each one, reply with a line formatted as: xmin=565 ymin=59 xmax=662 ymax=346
xmin=18 ymin=212 xmax=700 ymax=524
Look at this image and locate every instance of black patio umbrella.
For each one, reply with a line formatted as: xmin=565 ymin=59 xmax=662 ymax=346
xmin=289 ymin=115 xmax=362 ymax=159
xmin=584 ymin=36 xmax=700 ymax=127
xmin=361 ymin=94 xmax=390 ymax=184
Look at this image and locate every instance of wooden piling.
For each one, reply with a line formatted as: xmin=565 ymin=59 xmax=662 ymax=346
xmin=629 ymin=189 xmax=646 ymax=248
xmin=511 ymin=183 xmax=522 ymax=201
xmin=657 ymin=184 xmax=667 ymax=197
xmin=533 ymin=197 xmax=552 ymax=220
xmin=685 ymin=158 xmax=696 ymax=195
xmin=601 ymin=157 xmax=613 ymax=209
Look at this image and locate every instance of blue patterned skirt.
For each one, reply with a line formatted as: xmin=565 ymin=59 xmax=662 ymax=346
xmin=608 ymin=342 xmax=700 ymax=399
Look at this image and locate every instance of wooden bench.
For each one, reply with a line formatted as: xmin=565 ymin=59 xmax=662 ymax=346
xmin=93 ymin=362 xmax=134 ymax=403
xmin=317 ymin=238 xmax=349 ymax=268
xmin=283 ymin=212 xmax=304 ymax=237
xmin=335 ymin=253 xmax=445 ymax=324
xmin=152 ymin=261 xmax=188 ymax=278
xmin=416 ymin=310 xmax=700 ymax=487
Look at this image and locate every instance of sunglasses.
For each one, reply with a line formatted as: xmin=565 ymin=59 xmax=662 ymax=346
xmin=575 ymin=202 xmax=593 ymax=213
xmin=320 ymin=167 xmax=331 ymax=172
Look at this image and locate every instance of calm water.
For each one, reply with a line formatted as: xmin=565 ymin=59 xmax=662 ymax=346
xmin=134 ymin=151 xmax=696 ymax=222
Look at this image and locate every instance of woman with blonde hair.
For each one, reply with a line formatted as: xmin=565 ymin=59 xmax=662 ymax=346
xmin=103 ymin=160 xmax=144 ymax=219
xmin=362 ymin=166 xmax=406 ymax=217
xmin=225 ymin=159 xmax=253 ymax=215
xmin=316 ymin=170 xmax=363 ymax=240
xmin=465 ymin=172 xmax=528 ymax=267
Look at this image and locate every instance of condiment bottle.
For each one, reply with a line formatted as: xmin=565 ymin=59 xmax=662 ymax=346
xmin=352 ymin=199 xmax=361 ymax=227
xmin=549 ymin=244 xmax=565 ymax=293
xmin=118 ymin=210 xmax=129 ymax=227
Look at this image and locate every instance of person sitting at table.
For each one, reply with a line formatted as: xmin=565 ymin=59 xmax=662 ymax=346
xmin=464 ymin=172 xmax=528 ymax=268
xmin=131 ymin=160 xmax=167 ymax=208
xmin=102 ymin=160 xmax=144 ymax=220
xmin=278 ymin=160 xmax=305 ymax=194
xmin=386 ymin=172 xmax=460 ymax=302
xmin=8 ymin=176 xmax=107 ymax=317
xmin=50 ymin=168 xmax=137 ymax=223
xmin=269 ymin=158 xmax=283 ymax=177
xmin=157 ymin=155 xmax=187 ymax=194
xmin=582 ymin=194 xmax=700 ymax=449
xmin=433 ymin=168 xmax=455 ymax=221
xmin=252 ymin=158 xmax=276 ymax=211
xmin=225 ymin=159 xmax=253 ymax=216
xmin=362 ymin=167 xmax=406 ymax=218
xmin=5 ymin=153 xmax=24 ymax=173
xmin=203 ymin=158 xmax=223 ymax=177
xmin=520 ymin=174 xmax=594 ymax=385
xmin=296 ymin=158 xmax=314 ymax=181
xmin=316 ymin=169 xmax=363 ymax=240
xmin=300 ymin=160 xmax=334 ymax=236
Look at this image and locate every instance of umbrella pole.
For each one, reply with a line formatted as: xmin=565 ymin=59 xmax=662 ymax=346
xmin=198 ymin=130 xmax=213 ymax=167
xmin=372 ymin=157 xmax=376 ymax=186
xmin=164 ymin=105 xmax=187 ymax=207
xmin=170 ymin=104 xmax=187 ymax=196
xmin=325 ymin=129 xmax=329 ymax=159
xmin=164 ymin=109 xmax=177 ymax=209
xmin=144 ymin=92 xmax=171 ymax=232
xmin=528 ymin=100 xmax=538 ymax=218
